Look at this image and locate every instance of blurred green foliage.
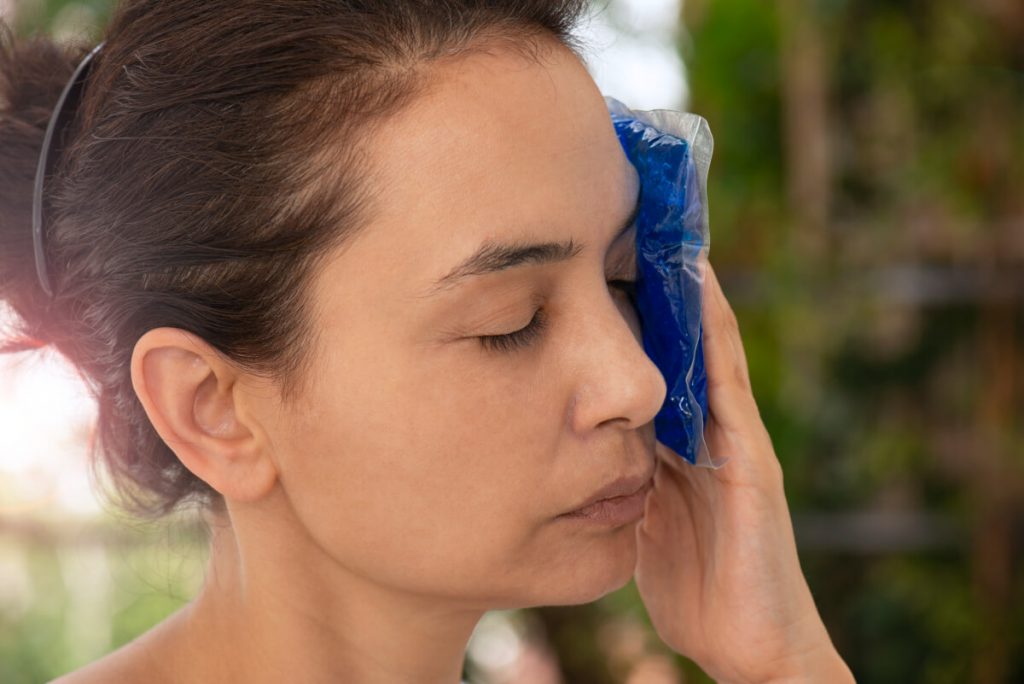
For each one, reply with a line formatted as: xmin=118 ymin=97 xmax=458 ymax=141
xmin=3 ymin=0 xmax=1023 ymax=682
xmin=0 ymin=518 xmax=205 ymax=684
xmin=682 ymin=1 xmax=1024 ymax=683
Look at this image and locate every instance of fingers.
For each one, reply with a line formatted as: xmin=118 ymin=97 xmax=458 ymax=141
xmin=699 ymin=261 xmax=782 ymax=482
xmin=701 ymin=261 xmax=753 ymax=400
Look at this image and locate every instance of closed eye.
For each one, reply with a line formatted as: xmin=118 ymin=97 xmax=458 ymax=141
xmin=477 ymin=278 xmax=637 ymax=354
xmin=608 ymin=278 xmax=636 ymax=302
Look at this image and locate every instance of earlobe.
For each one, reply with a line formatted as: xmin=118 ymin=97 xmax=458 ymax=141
xmin=130 ymin=327 xmax=278 ymax=503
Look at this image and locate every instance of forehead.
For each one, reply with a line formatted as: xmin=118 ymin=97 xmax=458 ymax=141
xmin=318 ymin=42 xmax=636 ymax=314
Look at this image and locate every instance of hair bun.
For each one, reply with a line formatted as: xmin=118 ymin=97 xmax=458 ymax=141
xmin=0 ymin=22 xmax=87 ymax=352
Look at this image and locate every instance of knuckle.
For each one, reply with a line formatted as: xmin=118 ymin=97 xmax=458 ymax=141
xmin=733 ymin=362 xmax=750 ymax=390
xmin=725 ymin=309 xmax=741 ymax=335
xmin=771 ymin=458 xmax=785 ymax=486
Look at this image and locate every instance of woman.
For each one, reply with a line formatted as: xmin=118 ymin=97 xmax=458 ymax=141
xmin=0 ymin=1 xmax=853 ymax=682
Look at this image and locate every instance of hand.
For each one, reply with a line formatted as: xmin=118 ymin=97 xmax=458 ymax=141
xmin=633 ymin=261 xmax=854 ymax=683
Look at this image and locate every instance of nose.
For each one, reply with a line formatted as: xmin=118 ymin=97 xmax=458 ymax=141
xmin=566 ymin=282 xmax=668 ymax=434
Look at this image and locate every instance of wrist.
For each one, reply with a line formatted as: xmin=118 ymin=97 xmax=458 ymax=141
xmin=711 ymin=621 xmax=854 ymax=684
xmin=756 ymin=641 xmax=854 ymax=684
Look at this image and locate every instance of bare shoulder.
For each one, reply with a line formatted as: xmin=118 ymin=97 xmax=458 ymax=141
xmin=49 ymin=608 xmax=188 ymax=684
xmin=50 ymin=646 xmax=156 ymax=684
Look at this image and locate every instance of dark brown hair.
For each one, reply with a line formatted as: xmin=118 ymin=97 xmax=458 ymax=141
xmin=0 ymin=0 xmax=590 ymax=517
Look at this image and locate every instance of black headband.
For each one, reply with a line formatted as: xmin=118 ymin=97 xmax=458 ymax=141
xmin=31 ymin=41 xmax=105 ymax=298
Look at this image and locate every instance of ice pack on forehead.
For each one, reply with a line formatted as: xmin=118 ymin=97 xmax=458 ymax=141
xmin=606 ymin=96 xmax=718 ymax=468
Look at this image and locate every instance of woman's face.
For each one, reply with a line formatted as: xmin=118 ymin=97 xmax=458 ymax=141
xmin=263 ymin=39 xmax=667 ymax=609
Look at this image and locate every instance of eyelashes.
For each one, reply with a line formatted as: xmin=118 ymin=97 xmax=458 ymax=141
xmin=477 ymin=279 xmax=637 ymax=353
xmin=610 ymin=277 xmax=637 ymax=302
xmin=478 ymin=307 xmax=550 ymax=353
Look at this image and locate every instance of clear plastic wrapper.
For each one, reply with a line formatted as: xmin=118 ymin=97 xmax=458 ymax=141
xmin=606 ymin=96 xmax=720 ymax=468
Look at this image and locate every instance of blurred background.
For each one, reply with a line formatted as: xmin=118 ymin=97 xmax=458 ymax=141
xmin=1 ymin=0 xmax=1022 ymax=682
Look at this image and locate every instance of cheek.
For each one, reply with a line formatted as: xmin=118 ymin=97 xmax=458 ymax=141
xmin=275 ymin=344 xmax=562 ymax=598
xmin=275 ymin=337 xmax=639 ymax=607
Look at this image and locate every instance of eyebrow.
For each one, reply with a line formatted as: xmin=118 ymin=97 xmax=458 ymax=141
xmin=420 ymin=192 xmax=642 ymax=298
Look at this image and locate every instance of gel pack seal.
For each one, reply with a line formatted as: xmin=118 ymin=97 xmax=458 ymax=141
xmin=606 ymin=96 xmax=719 ymax=468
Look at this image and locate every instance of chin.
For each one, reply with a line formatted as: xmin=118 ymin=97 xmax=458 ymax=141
xmin=528 ymin=522 xmax=641 ymax=607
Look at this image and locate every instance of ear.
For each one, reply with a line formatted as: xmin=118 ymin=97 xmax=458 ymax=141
xmin=130 ymin=327 xmax=278 ymax=503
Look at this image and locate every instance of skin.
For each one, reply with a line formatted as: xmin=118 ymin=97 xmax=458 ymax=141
xmin=54 ymin=36 xmax=852 ymax=684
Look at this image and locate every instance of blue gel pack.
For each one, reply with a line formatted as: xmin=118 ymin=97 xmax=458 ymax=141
xmin=606 ymin=96 xmax=717 ymax=467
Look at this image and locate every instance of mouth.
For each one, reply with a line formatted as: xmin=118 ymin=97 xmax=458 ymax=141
xmin=558 ymin=471 xmax=654 ymax=527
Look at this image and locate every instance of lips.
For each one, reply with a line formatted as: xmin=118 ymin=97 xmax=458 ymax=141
xmin=563 ymin=470 xmax=655 ymax=515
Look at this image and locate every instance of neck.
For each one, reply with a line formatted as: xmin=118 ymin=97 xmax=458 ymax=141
xmin=164 ymin=503 xmax=482 ymax=684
